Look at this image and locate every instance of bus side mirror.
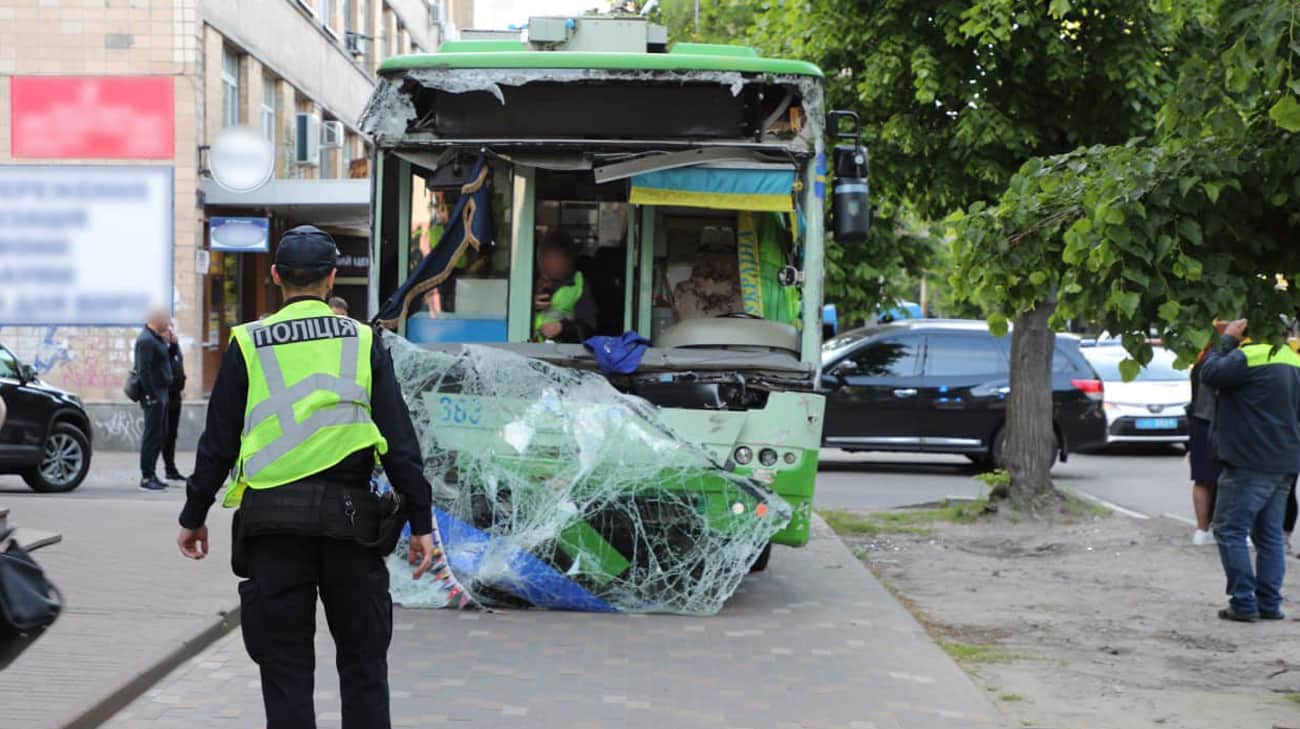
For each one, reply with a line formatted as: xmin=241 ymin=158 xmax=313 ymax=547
xmin=826 ymin=111 xmax=871 ymax=245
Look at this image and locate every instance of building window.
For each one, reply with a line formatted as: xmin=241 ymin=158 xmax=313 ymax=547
xmin=221 ymin=46 xmax=241 ymax=128
xmin=320 ymin=123 xmax=336 ymax=180
xmin=385 ymin=9 xmax=398 ymax=58
xmin=363 ymin=0 xmax=375 ymax=68
xmin=261 ymin=73 xmax=277 ymax=141
xmin=320 ymin=0 xmax=336 ymax=33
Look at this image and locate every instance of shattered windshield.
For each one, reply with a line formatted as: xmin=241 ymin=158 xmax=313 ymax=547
xmin=381 ymin=334 xmax=790 ymax=615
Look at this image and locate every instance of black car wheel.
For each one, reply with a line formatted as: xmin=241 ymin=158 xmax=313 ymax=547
xmin=23 ymin=423 xmax=91 ymax=493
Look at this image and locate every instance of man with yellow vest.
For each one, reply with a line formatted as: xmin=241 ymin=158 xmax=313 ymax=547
xmin=1200 ymin=318 xmax=1300 ymax=623
xmin=533 ymin=229 xmax=597 ymax=342
xmin=176 ymin=225 xmax=435 ymax=729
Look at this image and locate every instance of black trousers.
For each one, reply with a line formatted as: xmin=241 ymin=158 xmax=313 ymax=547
xmin=238 ymin=533 xmax=393 ymax=729
xmin=138 ymin=395 xmax=168 ymax=479
xmin=1286 ymin=476 xmax=1297 ymax=534
xmin=162 ymin=394 xmax=182 ymax=473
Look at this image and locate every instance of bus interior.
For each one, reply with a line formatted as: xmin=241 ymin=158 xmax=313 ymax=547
xmin=372 ymin=147 xmax=819 ymax=405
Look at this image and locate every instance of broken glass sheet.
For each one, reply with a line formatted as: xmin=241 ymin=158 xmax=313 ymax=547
xmin=382 ymin=334 xmax=790 ymax=615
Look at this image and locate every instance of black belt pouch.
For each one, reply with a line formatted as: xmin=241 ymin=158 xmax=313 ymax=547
xmin=233 ymin=480 xmax=384 ymax=577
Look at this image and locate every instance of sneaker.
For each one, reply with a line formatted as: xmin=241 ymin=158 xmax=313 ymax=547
xmin=164 ymin=469 xmax=185 ymax=481
xmin=1218 ymin=608 xmax=1259 ymax=623
xmin=1260 ymin=610 xmax=1286 ymax=621
xmin=138 ymin=477 xmax=167 ymax=492
xmin=1192 ymin=529 xmax=1216 ymax=546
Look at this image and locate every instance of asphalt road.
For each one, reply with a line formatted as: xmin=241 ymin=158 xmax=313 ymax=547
xmin=816 ymin=445 xmax=1195 ymax=522
xmin=0 ymin=449 xmax=195 ymax=501
xmin=5 ymin=447 xmax=1197 ymax=523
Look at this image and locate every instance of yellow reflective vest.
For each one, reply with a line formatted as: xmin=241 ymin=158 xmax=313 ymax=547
xmin=223 ymin=299 xmax=388 ymax=508
xmin=533 ymin=271 xmax=584 ymax=340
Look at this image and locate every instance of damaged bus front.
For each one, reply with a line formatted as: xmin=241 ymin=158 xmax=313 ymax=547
xmin=361 ymin=16 xmax=868 ymax=596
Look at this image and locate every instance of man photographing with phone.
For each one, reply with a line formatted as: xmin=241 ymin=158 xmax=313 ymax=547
xmin=1200 ymin=317 xmax=1300 ymax=622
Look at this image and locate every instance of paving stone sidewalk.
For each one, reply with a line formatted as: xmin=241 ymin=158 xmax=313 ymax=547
xmin=1 ymin=452 xmax=237 ymax=729
xmin=103 ymin=518 xmax=1006 ymax=729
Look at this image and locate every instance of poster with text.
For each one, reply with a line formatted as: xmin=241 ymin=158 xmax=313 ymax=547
xmin=0 ymin=165 xmax=173 ymax=326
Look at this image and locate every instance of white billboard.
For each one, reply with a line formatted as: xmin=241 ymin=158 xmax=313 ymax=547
xmin=0 ymin=165 xmax=172 ymax=326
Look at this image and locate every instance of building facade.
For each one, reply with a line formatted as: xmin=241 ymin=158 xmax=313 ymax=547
xmin=0 ymin=0 xmax=470 ymax=448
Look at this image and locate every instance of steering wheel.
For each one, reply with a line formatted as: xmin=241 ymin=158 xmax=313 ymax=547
xmin=717 ymin=312 xmax=763 ymax=319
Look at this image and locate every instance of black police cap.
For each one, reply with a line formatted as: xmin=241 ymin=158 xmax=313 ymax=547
xmin=275 ymin=225 xmax=339 ymax=269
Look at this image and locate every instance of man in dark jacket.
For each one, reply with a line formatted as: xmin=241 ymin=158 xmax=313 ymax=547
xmin=1200 ymin=318 xmax=1300 ymax=621
xmin=161 ymin=322 xmax=186 ymax=481
xmin=134 ymin=308 xmax=173 ymax=491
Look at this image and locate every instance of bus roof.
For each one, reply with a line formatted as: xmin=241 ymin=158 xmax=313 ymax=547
xmin=378 ymin=42 xmax=824 ymax=79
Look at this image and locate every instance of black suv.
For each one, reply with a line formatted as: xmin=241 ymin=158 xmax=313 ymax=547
xmin=0 ymin=344 xmax=93 ymax=492
xmin=820 ymin=320 xmax=1108 ymax=466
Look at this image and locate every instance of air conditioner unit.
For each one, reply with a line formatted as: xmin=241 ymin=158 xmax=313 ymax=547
xmin=321 ymin=120 xmax=344 ymax=149
xmin=295 ymin=113 xmax=321 ymax=165
xmin=345 ymin=30 xmax=365 ymax=57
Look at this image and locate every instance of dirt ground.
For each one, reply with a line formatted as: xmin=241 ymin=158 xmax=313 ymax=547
xmin=837 ymin=505 xmax=1300 ymax=729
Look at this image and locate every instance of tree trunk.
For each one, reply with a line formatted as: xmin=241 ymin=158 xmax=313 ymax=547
xmin=1005 ymin=302 xmax=1057 ymax=511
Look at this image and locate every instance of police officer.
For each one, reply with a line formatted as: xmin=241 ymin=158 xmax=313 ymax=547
xmin=176 ymin=225 xmax=436 ymax=729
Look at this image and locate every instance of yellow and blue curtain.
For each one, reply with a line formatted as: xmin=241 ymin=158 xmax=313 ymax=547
xmin=628 ymin=166 xmax=796 ymax=213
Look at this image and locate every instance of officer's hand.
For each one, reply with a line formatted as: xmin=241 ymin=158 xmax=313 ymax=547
xmin=409 ymin=533 xmax=435 ymax=579
xmin=178 ymin=526 xmax=208 ymax=560
xmin=538 ymin=321 xmax=563 ymax=339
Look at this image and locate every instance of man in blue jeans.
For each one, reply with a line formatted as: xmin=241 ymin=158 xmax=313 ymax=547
xmin=1200 ymin=318 xmax=1300 ymax=621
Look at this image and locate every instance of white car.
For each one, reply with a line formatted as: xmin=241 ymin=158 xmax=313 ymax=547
xmin=1081 ymin=345 xmax=1190 ymax=446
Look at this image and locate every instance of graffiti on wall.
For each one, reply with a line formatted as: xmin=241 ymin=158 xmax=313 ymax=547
xmin=0 ymin=325 xmax=137 ymax=401
xmin=0 ymin=324 xmax=199 ymax=402
xmin=92 ymin=406 xmax=145 ymax=444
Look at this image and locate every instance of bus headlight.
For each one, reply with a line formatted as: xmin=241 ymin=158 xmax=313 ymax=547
xmin=734 ymin=446 xmax=754 ymax=465
xmin=759 ymin=448 xmax=778 ymax=467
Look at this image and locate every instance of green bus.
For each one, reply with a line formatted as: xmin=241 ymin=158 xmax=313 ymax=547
xmin=360 ymin=15 xmax=865 ymax=574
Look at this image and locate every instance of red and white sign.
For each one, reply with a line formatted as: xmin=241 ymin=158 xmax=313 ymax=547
xmin=10 ymin=77 xmax=174 ymax=159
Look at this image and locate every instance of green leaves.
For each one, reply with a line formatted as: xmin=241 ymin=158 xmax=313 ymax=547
xmin=987 ymin=313 xmax=1010 ymax=337
xmin=1118 ymin=358 xmax=1142 ymax=382
xmin=1158 ymin=300 xmax=1181 ymax=322
xmin=1112 ymin=291 xmax=1141 ymax=318
xmin=1268 ymin=94 xmax=1300 ymax=132
xmin=1177 ymin=218 xmax=1204 ymax=247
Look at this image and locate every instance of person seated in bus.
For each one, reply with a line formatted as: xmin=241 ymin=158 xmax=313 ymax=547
xmin=672 ymin=249 xmax=743 ymax=321
xmin=533 ymin=229 xmax=597 ymax=343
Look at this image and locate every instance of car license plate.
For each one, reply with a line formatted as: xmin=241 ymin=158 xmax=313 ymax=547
xmin=1135 ymin=417 xmax=1178 ymax=430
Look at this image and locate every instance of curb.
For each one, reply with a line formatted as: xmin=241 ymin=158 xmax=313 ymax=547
xmin=1067 ymin=489 xmax=1150 ymax=520
xmin=58 ymin=606 xmax=241 ymax=729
